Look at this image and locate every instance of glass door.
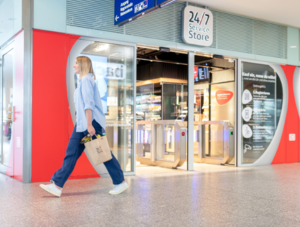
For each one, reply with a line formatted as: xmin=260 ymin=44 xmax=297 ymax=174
xmin=67 ymin=39 xmax=136 ymax=174
xmin=0 ymin=46 xmax=15 ymax=176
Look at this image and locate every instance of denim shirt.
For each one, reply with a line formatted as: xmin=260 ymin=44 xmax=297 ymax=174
xmin=74 ymin=73 xmax=106 ymax=132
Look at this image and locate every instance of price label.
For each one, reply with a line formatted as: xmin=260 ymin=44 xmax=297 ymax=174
xmin=182 ymin=6 xmax=213 ymax=46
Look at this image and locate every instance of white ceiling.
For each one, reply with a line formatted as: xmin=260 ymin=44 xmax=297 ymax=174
xmin=182 ymin=0 xmax=300 ymax=28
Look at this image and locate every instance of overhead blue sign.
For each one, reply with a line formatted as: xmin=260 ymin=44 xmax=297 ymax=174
xmin=156 ymin=0 xmax=175 ymax=5
xmin=115 ymin=0 xmax=176 ymax=26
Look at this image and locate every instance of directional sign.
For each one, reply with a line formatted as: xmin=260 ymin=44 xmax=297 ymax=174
xmin=115 ymin=0 xmax=176 ymax=26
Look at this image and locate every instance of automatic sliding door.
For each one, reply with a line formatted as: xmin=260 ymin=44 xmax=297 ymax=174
xmin=0 ymin=48 xmax=14 ymax=176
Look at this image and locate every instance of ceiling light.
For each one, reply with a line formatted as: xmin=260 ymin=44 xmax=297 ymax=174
xmin=94 ymin=44 xmax=109 ymax=52
xmin=290 ymin=46 xmax=297 ymax=48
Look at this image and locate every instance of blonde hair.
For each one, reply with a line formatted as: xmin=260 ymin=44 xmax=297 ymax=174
xmin=76 ymin=56 xmax=96 ymax=80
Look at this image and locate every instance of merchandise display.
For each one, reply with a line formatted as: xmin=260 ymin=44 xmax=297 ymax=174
xmin=136 ymin=94 xmax=162 ymax=120
xmin=136 ymin=78 xmax=188 ymax=121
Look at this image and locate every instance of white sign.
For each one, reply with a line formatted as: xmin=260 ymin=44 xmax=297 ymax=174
xmin=182 ymin=6 xmax=213 ymax=46
xmin=289 ymin=134 xmax=296 ymax=141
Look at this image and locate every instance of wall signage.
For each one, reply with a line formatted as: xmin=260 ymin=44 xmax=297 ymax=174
xmin=241 ymin=62 xmax=278 ymax=162
xmin=194 ymin=65 xmax=209 ymax=82
xmin=215 ymin=90 xmax=233 ymax=105
xmin=114 ymin=0 xmax=177 ymax=26
xmin=182 ymin=6 xmax=213 ymax=46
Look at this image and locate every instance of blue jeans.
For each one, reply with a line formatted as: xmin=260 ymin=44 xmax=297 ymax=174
xmin=51 ymin=120 xmax=125 ymax=188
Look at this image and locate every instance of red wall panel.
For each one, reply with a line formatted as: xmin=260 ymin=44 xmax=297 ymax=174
xmin=272 ymin=65 xmax=298 ymax=164
xmin=32 ymin=30 xmax=99 ymax=182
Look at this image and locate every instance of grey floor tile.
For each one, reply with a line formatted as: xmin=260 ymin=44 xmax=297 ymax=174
xmin=2 ymin=163 xmax=300 ymax=226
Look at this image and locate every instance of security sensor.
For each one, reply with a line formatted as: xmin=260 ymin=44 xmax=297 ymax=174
xmin=213 ymin=54 xmax=224 ymax=59
xmin=159 ymin=47 xmax=170 ymax=52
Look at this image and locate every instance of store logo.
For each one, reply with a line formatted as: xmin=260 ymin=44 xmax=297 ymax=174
xmin=183 ymin=6 xmax=213 ymax=47
xmin=134 ymin=0 xmax=148 ymax=13
xmin=96 ymin=147 xmax=103 ymax=154
xmin=215 ymin=90 xmax=233 ymax=105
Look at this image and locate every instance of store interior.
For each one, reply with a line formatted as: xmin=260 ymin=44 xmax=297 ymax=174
xmin=135 ymin=46 xmax=236 ymax=171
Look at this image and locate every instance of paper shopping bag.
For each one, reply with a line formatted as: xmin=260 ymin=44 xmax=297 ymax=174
xmin=84 ymin=136 xmax=112 ymax=165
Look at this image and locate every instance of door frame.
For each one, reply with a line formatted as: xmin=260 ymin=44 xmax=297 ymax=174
xmin=0 ymin=40 xmax=15 ymax=176
xmin=66 ymin=36 xmax=137 ymax=176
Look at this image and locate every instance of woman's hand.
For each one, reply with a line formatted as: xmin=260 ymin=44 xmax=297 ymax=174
xmin=85 ymin=109 xmax=95 ymax=136
xmin=87 ymin=124 xmax=96 ymax=137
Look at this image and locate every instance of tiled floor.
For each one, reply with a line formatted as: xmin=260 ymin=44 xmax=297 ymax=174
xmin=2 ymin=163 xmax=300 ymax=226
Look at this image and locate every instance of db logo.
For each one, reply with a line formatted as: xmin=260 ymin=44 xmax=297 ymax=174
xmin=215 ymin=90 xmax=233 ymax=105
xmin=96 ymin=148 xmax=103 ymax=154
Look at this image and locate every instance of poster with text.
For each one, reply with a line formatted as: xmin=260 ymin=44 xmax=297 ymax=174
xmin=241 ymin=62 xmax=277 ymax=163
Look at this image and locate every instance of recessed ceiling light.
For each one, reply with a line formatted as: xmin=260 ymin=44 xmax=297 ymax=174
xmin=290 ymin=46 xmax=297 ymax=48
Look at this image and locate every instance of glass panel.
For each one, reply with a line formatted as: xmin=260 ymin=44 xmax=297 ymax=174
xmin=156 ymin=124 xmax=175 ymax=162
xmin=80 ymin=42 xmax=134 ymax=172
xmin=175 ymin=85 xmax=188 ymax=120
xmin=204 ymin=125 xmax=209 ymax=156
xmin=136 ymin=124 xmax=152 ymax=158
xmin=209 ymin=124 xmax=224 ymax=158
xmin=136 ymin=84 xmax=160 ymax=121
xmin=1 ymin=50 xmax=14 ymax=169
xmin=162 ymin=84 xmax=176 ymax=120
xmin=193 ymin=84 xmax=210 ymax=158
xmin=241 ymin=62 xmax=283 ymax=164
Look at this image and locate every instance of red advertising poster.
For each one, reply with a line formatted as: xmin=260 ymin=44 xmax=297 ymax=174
xmin=215 ymin=90 xmax=233 ymax=105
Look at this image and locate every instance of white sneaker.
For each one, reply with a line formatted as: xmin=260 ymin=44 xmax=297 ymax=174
xmin=40 ymin=181 xmax=62 ymax=197
xmin=109 ymin=182 xmax=129 ymax=195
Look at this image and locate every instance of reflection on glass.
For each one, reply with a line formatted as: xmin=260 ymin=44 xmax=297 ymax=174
xmin=137 ymin=124 xmax=152 ymax=158
xmin=194 ymin=84 xmax=210 ymax=159
xmin=79 ymin=42 xmax=134 ymax=172
xmin=175 ymin=85 xmax=188 ymax=121
xmin=1 ymin=50 xmax=14 ymax=167
xmin=162 ymin=84 xmax=176 ymax=120
xmin=136 ymin=84 xmax=160 ymax=121
xmin=210 ymin=124 xmax=224 ymax=158
xmin=156 ymin=124 xmax=175 ymax=162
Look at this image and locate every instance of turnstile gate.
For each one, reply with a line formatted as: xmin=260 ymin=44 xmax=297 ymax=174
xmin=136 ymin=120 xmax=234 ymax=168
xmin=194 ymin=121 xmax=235 ymax=165
xmin=136 ymin=120 xmax=187 ymax=168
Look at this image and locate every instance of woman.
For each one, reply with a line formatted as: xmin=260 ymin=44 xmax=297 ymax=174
xmin=40 ymin=56 xmax=128 ymax=197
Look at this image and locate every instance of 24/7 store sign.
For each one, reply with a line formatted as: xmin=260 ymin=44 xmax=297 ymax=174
xmin=182 ymin=6 xmax=213 ymax=47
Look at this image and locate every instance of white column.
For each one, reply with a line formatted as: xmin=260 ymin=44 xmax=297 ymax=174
xmin=187 ymin=52 xmax=194 ymax=171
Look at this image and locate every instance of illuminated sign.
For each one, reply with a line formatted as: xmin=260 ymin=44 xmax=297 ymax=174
xmin=194 ymin=65 xmax=209 ymax=82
